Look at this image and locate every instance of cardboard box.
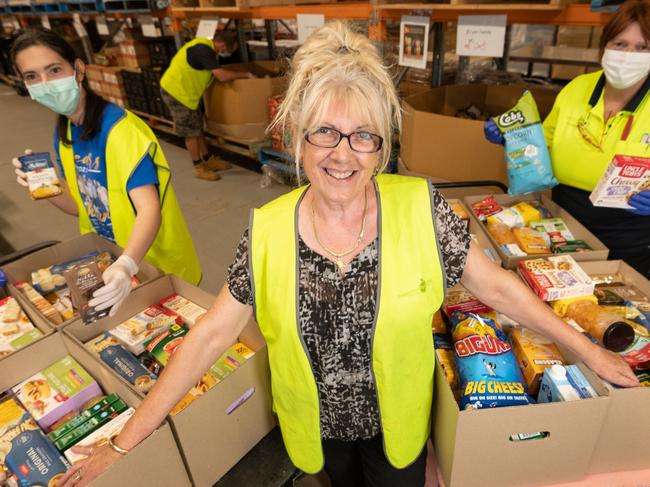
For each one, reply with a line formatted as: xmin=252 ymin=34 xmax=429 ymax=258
xmin=432 ymin=357 xmax=610 ymax=487
xmin=463 ymin=193 xmax=609 ymax=269
xmin=576 ymin=260 xmax=650 ymax=474
xmin=0 ymin=332 xmax=191 ymax=486
xmin=204 ymin=61 xmax=287 ymax=141
xmin=2 ymin=233 xmax=163 ymax=328
xmin=400 ymin=84 xmax=558 ymax=185
xmin=64 ymin=275 xmax=276 ymax=487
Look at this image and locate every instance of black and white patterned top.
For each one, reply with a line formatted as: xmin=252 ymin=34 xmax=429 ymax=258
xmin=227 ymin=186 xmax=470 ymax=441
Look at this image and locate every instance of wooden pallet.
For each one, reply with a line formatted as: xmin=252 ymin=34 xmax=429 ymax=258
xmin=131 ymin=109 xmax=177 ymax=136
xmin=205 ymin=131 xmax=268 ymax=158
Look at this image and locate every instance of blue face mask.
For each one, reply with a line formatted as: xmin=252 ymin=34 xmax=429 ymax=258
xmin=27 ymin=73 xmax=81 ymax=116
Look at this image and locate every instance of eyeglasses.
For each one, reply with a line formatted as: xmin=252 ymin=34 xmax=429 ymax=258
xmin=305 ymin=127 xmax=383 ymax=153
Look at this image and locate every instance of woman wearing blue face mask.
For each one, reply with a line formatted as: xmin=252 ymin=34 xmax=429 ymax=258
xmin=10 ymin=27 xmax=202 ymax=315
xmin=484 ymin=0 xmax=650 ymax=277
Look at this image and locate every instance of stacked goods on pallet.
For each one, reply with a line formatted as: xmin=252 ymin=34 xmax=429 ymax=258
xmin=122 ymin=70 xmax=150 ymax=114
xmin=147 ymin=39 xmax=177 ymax=67
xmin=141 ymin=67 xmax=172 ymax=120
xmin=101 ymin=66 xmax=127 ymax=108
xmin=120 ymin=39 xmax=151 ymax=69
xmin=86 ymin=64 xmax=105 ymax=96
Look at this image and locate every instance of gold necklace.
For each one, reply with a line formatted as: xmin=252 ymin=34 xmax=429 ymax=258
xmin=311 ymin=187 xmax=368 ymax=275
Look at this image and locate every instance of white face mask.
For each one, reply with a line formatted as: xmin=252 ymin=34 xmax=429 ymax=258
xmin=601 ymin=48 xmax=650 ymax=90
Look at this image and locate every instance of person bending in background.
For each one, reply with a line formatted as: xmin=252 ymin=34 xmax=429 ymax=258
xmin=485 ymin=0 xmax=650 ymax=277
xmin=10 ymin=27 xmax=201 ymax=316
xmin=160 ymin=30 xmax=254 ymax=181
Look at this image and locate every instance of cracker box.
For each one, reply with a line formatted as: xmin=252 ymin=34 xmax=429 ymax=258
xmin=0 ymin=296 xmax=43 ymax=359
xmin=0 ymin=397 xmax=69 ymax=487
xmin=159 ymin=294 xmax=207 ymax=326
xmin=109 ymin=304 xmax=182 ymax=356
xmin=589 ymin=155 xmax=650 ymax=209
xmin=64 ymin=408 xmax=135 ymax=464
xmin=518 ymin=255 xmax=595 ymax=301
xmin=12 ymin=355 xmax=102 ymax=431
xmin=18 ymin=152 xmax=62 ymax=200
xmin=14 ymin=281 xmax=63 ymax=326
xmin=509 ymin=328 xmax=565 ymax=395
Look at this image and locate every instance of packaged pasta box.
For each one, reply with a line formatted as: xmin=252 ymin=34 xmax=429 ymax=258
xmin=109 ymin=304 xmax=182 ymax=356
xmin=589 ymin=155 xmax=650 ymax=209
xmin=18 ymin=152 xmax=62 ymax=200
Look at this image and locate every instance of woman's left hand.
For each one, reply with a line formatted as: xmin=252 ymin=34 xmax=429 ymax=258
xmin=581 ymin=344 xmax=639 ymax=388
xmin=627 ymin=190 xmax=650 ymax=216
xmin=58 ymin=445 xmax=123 ymax=487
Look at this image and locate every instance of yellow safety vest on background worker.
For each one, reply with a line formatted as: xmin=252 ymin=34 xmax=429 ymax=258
xmin=250 ymin=174 xmax=444 ymax=473
xmin=543 ymin=70 xmax=650 ymax=192
xmin=160 ymin=37 xmax=215 ymax=110
xmin=59 ymin=110 xmax=202 ymax=285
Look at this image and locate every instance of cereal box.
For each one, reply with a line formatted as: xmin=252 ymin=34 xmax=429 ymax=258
xmin=18 ymin=152 xmax=62 ymax=200
xmin=64 ymin=408 xmax=135 ymax=464
xmin=12 ymin=356 xmax=102 ymax=431
xmin=109 ymin=304 xmax=182 ymax=355
xmin=589 ymin=155 xmax=650 ymax=209
xmin=159 ymin=294 xmax=207 ymax=326
xmin=518 ymin=255 xmax=595 ymax=302
xmin=510 ymin=328 xmax=565 ymax=395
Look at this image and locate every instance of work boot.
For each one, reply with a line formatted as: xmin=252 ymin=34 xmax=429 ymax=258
xmin=194 ymin=163 xmax=221 ymax=181
xmin=203 ymin=155 xmax=232 ymax=171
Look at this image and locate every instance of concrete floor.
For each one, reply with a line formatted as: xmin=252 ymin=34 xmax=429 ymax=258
xmin=0 ymin=83 xmax=287 ymax=295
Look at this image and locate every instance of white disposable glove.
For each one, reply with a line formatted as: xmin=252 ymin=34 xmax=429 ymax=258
xmin=12 ymin=149 xmax=33 ymax=187
xmin=88 ymin=255 xmax=138 ymax=317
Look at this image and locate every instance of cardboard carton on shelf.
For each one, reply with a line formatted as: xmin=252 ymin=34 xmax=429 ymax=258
xmin=203 ymin=61 xmax=288 ymax=141
xmin=63 ymin=275 xmax=276 ymax=487
xmin=463 ymin=193 xmax=608 ymax=269
xmin=2 ymin=233 xmax=162 ymax=328
xmin=576 ymin=260 xmax=650 ymax=475
xmin=400 ymin=84 xmax=558 ymax=185
xmin=0 ymin=332 xmax=191 ymax=487
xmin=432 ymin=357 xmax=610 ymax=487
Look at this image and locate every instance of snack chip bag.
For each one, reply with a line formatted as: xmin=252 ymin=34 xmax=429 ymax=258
xmin=494 ymin=91 xmax=558 ymax=195
xmin=450 ymin=311 xmax=533 ymax=409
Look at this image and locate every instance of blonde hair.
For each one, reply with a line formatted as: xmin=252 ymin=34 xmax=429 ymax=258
xmin=271 ymin=21 xmax=401 ymax=176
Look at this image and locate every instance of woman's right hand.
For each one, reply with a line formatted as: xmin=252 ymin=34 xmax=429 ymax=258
xmin=58 ymin=444 xmax=123 ymax=487
xmin=11 ymin=149 xmax=32 ymax=187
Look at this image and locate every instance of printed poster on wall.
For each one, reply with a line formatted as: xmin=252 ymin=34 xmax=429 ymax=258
xmin=399 ymin=16 xmax=430 ymax=70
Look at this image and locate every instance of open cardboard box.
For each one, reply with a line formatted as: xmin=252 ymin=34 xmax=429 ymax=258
xmin=575 ymin=260 xmax=650 ymax=474
xmin=446 ymin=199 xmax=502 ymax=268
xmin=463 ymin=193 xmax=608 ymax=270
xmin=63 ymin=275 xmax=276 ymax=487
xmin=401 ymin=84 xmax=558 ymax=185
xmin=2 ymin=233 xmax=162 ymax=329
xmin=0 ymin=332 xmax=191 ymax=486
xmin=432 ymin=356 xmax=610 ymax=487
xmin=0 ymin=286 xmax=54 ymax=362
xmin=203 ymin=60 xmax=287 ymax=141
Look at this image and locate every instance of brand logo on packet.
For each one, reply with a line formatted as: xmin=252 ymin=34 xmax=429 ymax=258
xmin=455 ymin=334 xmax=512 ymax=357
xmin=620 ymin=163 xmax=647 ymax=178
xmin=498 ymin=110 xmax=525 ymax=128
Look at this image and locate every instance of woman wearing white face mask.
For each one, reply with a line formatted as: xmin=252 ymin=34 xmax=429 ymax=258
xmin=485 ymin=0 xmax=650 ymax=277
xmin=10 ymin=28 xmax=202 ymax=315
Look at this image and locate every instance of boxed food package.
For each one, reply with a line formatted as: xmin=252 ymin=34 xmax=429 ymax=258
xmin=3 ymin=234 xmax=162 ymax=328
xmin=510 ymin=328 xmax=565 ymax=396
xmin=464 ymin=193 xmax=608 ymax=269
xmin=47 ymin=393 xmax=120 ymax=442
xmin=589 ymin=155 xmax=650 ymax=209
xmin=0 ymin=332 xmax=191 ymax=486
xmin=0 ymin=296 xmax=43 ymax=359
xmin=443 ymin=284 xmax=491 ymax=316
xmin=144 ymin=323 xmax=189 ymax=368
xmin=109 ymin=304 xmax=182 ymax=356
xmin=31 ymin=251 xmax=113 ymax=295
xmin=529 ymin=218 xmax=575 ymax=247
xmin=518 ymin=255 xmax=595 ymax=301
xmin=538 ymin=365 xmax=598 ymax=403
xmin=159 ymin=294 xmax=207 ymax=327
xmin=11 ymin=356 xmax=102 ymax=431
xmin=65 ymin=261 xmax=108 ymax=324
xmin=512 ymin=227 xmax=550 ymax=255
xmin=17 ymin=152 xmax=62 ymax=200
xmin=64 ymin=408 xmax=135 ymax=464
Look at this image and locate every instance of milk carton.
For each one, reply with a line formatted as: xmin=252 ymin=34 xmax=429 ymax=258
xmin=589 ymin=155 xmax=650 ymax=209
xmin=538 ymin=364 xmax=598 ymax=403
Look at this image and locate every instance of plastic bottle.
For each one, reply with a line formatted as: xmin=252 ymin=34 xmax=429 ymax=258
xmin=565 ymin=299 xmax=635 ymax=352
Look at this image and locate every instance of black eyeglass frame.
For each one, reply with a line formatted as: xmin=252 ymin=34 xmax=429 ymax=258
xmin=304 ymin=127 xmax=384 ymax=153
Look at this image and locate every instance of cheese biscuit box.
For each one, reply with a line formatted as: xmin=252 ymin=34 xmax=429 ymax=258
xmin=0 ymin=397 xmax=69 ymax=487
xmin=12 ymin=356 xmax=102 ymax=431
xmin=509 ymin=328 xmax=565 ymax=396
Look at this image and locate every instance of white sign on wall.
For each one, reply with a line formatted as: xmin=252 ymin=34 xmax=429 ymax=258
xmin=140 ymin=16 xmax=161 ymax=37
xmin=196 ymin=18 xmax=219 ymax=40
xmin=96 ymin=15 xmax=110 ymax=36
xmin=399 ymin=16 xmax=430 ymax=70
xmin=456 ymin=15 xmax=507 ymax=58
xmin=297 ymin=14 xmax=325 ymax=45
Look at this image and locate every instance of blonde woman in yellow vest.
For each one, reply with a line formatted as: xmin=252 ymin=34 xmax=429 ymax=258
xmin=62 ymin=22 xmax=637 ymax=487
xmin=160 ymin=31 xmax=253 ymax=181
xmin=10 ymin=28 xmax=201 ymax=317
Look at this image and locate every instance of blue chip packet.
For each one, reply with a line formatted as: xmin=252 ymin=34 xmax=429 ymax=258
xmin=494 ymin=91 xmax=558 ymax=195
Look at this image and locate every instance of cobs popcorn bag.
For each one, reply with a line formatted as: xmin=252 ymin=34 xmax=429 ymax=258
xmin=450 ymin=311 xmax=533 ymax=409
xmin=494 ymin=91 xmax=558 ymax=195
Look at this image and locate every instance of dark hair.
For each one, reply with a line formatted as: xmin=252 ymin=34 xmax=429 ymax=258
xmin=600 ymin=0 xmax=650 ymax=54
xmin=11 ymin=27 xmax=106 ymax=147
xmin=215 ymin=29 xmax=238 ymax=52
